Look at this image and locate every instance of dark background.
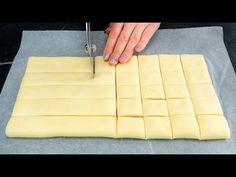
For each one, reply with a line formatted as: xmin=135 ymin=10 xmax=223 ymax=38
xmin=0 ymin=23 xmax=236 ymax=93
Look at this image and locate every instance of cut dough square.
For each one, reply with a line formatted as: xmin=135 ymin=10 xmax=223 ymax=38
xmin=117 ymin=85 xmax=141 ymax=99
xmin=138 ymin=55 xmax=159 ymax=71
xmin=21 ymin=72 xmax=115 ymax=86
xmin=116 ymin=56 xmax=138 ymax=72
xmin=141 ymin=85 xmax=165 ymax=99
xmin=26 ymin=57 xmax=92 ymax=73
xmin=117 ymin=99 xmax=143 ymax=117
xmin=181 ymin=55 xmax=208 ymax=70
xmin=191 ymin=96 xmax=223 ymax=115
xmin=144 ymin=117 xmax=172 ymax=139
xmin=6 ymin=116 xmax=116 ymax=138
xmin=116 ymin=71 xmax=139 ymax=85
xmin=161 ymin=71 xmax=186 ymax=85
xmin=143 ymin=100 xmax=168 ymax=116
xmin=159 ymin=55 xmax=182 ymax=71
xmin=139 ymin=71 xmax=163 ymax=85
xmin=95 ymin=56 xmax=115 ymax=73
xmin=197 ymin=115 xmax=230 ymax=140
xmin=170 ymin=115 xmax=200 ymax=139
xmin=167 ymin=98 xmax=195 ymax=116
xmin=117 ymin=117 xmax=145 ymax=139
xmin=12 ymin=99 xmax=116 ymax=116
xmin=164 ymin=85 xmax=190 ymax=99
xmin=17 ymin=85 xmax=115 ymax=100
xmin=184 ymin=70 xmax=212 ymax=84
xmin=188 ymin=83 xmax=217 ymax=98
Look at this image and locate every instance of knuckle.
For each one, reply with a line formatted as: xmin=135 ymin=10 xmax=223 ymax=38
xmin=118 ymin=33 xmax=129 ymax=43
xmin=139 ymin=39 xmax=146 ymax=46
xmin=104 ymin=44 xmax=113 ymax=53
xmin=109 ymin=31 xmax=120 ymax=39
xmin=104 ymin=48 xmax=113 ymax=54
xmin=123 ymin=48 xmax=133 ymax=56
xmin=130 ymin=34 xmax=140 ymax=44
xmin=112 ymin=50 xmax=121 ymax=57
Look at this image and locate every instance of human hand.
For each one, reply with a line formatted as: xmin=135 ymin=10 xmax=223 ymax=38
xmin=103 ymin=23 xmax=160 ymax=65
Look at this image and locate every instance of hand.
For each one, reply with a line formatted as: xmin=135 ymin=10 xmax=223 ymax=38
xmin=103 ymin=23 xmax=160 ymax=65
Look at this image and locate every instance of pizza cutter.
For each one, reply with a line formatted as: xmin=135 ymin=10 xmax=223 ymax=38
xmin=85 ymin=22 xmax=96 ymax=78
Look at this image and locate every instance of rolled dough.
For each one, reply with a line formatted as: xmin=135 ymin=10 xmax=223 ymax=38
xmin=159 ymin=55 xmax=182 ymax=71
xmin=12 ymin=99 xmax=116 ymax=116
xmin=164 ymin=85 xmax=190 ymax=99
xmin=141 ymin=85 xmax=165 ymax=99
xmin=6 ymin=116 xmax=116 ymax=138
xmin=17 ymin=85 xmax=115 ymax=99
xmin=21 ymin=72 xmax=115 ymax=86
xmin=5 ymin=55 xmax=230 ymax=140
xmin=138 ymin=55 xmax=159 ymax=72
xmin=144 ymin=117 xmax=172 ymax=139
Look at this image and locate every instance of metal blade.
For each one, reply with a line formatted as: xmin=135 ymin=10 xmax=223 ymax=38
xmin=85 ymin=22 xmax=95 ymax=78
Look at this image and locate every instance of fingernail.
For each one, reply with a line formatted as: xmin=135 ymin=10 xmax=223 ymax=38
xmin=109 ymin=60 xmax=118 ymax=66
xmin=135 ymin=45 xmax=143 ymax=52
xmin=119 ymin=55 xmax=129 ymax=63
xmin=109 ymin=56 xmax=118 ymax=65
xmin=103 ymin=53 xmax=110 ymax=61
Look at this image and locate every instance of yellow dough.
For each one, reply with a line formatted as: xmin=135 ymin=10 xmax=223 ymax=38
xmin=12 ymin=99 xmax=116 ymax=116
xmin=21 ymin=72 xmax=115 ymax=86
xmin=26 ymin=57 xmax=92 ymax=73
xmin=117 ymin=85 xmax=141 ymax=99
xmin=116 ymin=72 xmax=139 ymax=85
xmin=143 ymin=100 xmax=168 ymax=116
xmin=144 ymin=117 xmax=172 ymax=139
xmin=6 ymin=55 xmax=230 ymax=140
xmin=164 ymin=85 xmax=190 ymax=99
xmin=197 ymin=115 xmax=230 ymax=140
xmin=117 ymin=117 xmax=145 ymax=139
xmin=139 ymin=71 xmax=163 ymax=85
xmin=117 ymin=99 xmax=142 ymax=117
xmin=159 ymin=55 xmax=182 ymax=71
xmin=184 ymin=70 xmax=212 ymax=84
xmin=191 ymin=95 xmax=224 ymax=115
xmin=181 ymin=55 xmax=208 ymax=70
xmin=17 ymin=85 xmax=115 ymax=99
xmin=170 ymin=115 xmax=200 ymax=139
xmin=95 ymin=56 xmax=115 ymax=73
xmin=141 ymin=85 xmax=165 ymax=99
xmin=116 ymin=56 xmax=138 ymax=72
xmin=167 ymin=98 xmax=195 ymax=116
xmin=138 ymin=55 xmax=159 ymax=71
xmin=161 ymin=71 xmax=186 ymax=85
xmin=188 ymin=83 xmax=216 ymax=98
xmin=6 ymin=116 xmax=116 ymax=138
xmin=27 ymin=56 xmax=115 ymax=73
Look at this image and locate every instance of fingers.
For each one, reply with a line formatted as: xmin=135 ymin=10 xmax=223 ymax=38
xmin=134 ymin=23 xmax=160 ymax=52
xmin=103 ymin=23 xmax=124 ymax=62
xmin=104 ymin=27 xmax=111 ymax=34
xmin=119 ymin=23 xmax=147 ymax=63
xmin=103 ymin=23 xmax=160 ymax=66
xmin=104 ymin=23 xmax=112 ymax=34
xmin=108 ymin=23 xmax=136 ymax=65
